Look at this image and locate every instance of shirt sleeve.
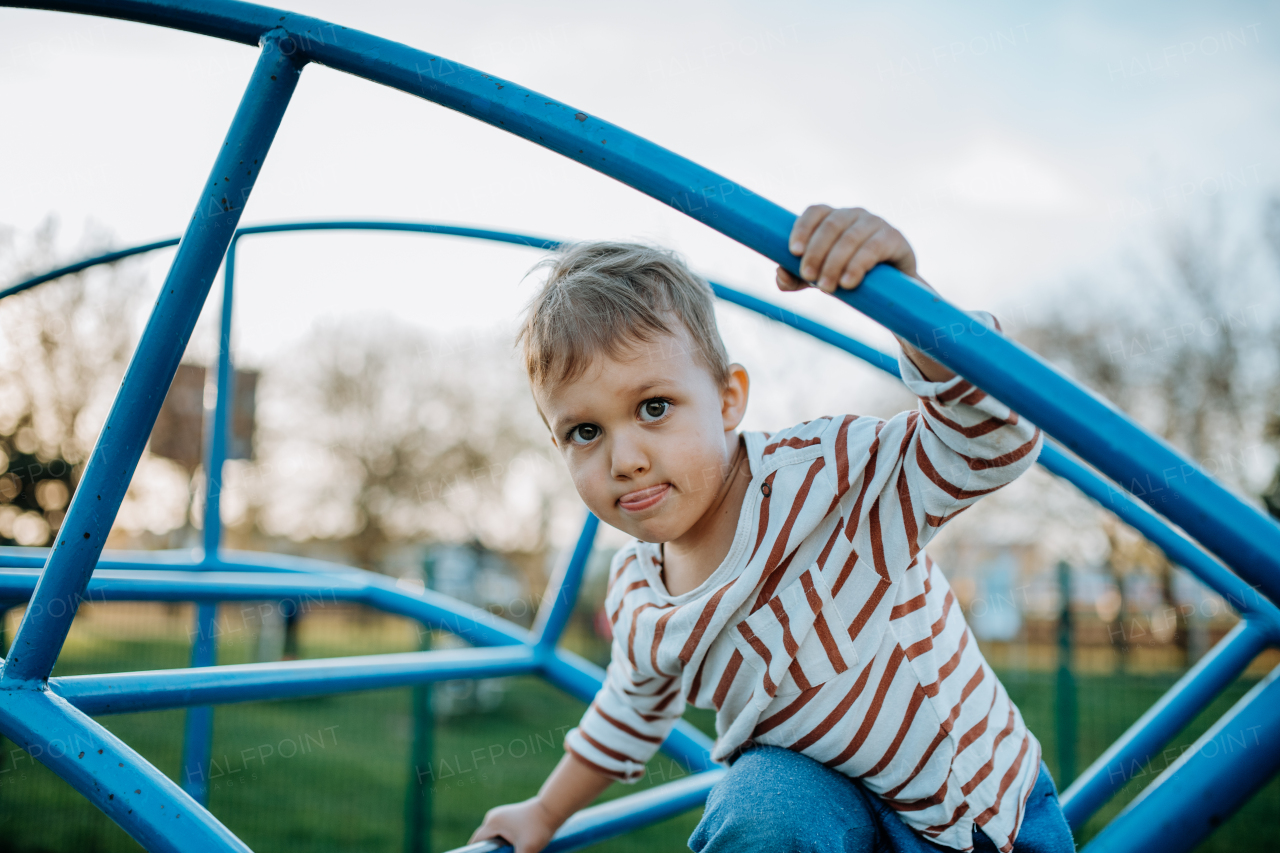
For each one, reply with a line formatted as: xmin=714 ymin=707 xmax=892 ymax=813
xmin=562 ymin=630 xmax=687 ymax=783
xmin=895 ymin=309 xmax=1043 ymax=542
xmin=562 ymin=548 xmax=687 ymax=783
xmin=827 ymin=310 xmax=1043 ymax=590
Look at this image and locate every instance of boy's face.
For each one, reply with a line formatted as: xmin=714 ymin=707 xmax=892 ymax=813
xmin=534 ymin=325 xmax=748 ymax=545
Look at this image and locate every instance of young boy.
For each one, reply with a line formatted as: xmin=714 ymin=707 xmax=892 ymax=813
xmin=468 ymin=206 xmax=1074 ymax=853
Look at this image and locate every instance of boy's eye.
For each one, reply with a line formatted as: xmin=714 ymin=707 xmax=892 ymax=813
xmin=564 ymin=401 xmax=668 ymax=445
xmin=639 ymin=399 xmax=670 ymax=422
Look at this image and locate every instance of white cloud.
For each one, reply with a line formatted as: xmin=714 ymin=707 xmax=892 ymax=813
xmin=939 ymin=139 xmax=1083 ymax=212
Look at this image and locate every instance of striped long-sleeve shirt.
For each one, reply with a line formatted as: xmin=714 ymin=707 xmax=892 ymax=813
xmin=562 ymin=333 xmax=1045 ymax=853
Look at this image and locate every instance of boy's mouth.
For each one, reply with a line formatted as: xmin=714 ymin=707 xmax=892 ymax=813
xmin=618 ymin=483 xmax=671 ymax=513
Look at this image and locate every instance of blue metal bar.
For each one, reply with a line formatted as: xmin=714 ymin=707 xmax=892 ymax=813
xmin=179 ymin=602 xmax=218 ymax=805
xmin=233 ymin=220 xmax=559 ymax=250
xmin=542 ymin=768 xmax=722 ymax=853
xmin=453 ymin=768 xmax=725 ymax=853
xmin=0 ymin=568 xmax=354 ymax=604
xmin=0 ymin=223 xmax=557 ymax=303
xmin=181 ymin=234 xmax=239 ymax=806
xmin=0 ymin=30 xmax=304 ymax=686
xmin=0 ymin=567 xmax=530 ymax=648
xmin=0 ymin=237 xmax=180 ymax=301
xmin=1082 ymin=661 xmax=1280 ymax=853
xmin=532 ymin=513 xmax=599 ymax=654
xmin=202 ymin=241 xmax=236 ymax=556
xmin=0 ymin=546 xmax=363 ymax=574
xmin=360 ymin=576 xmax=531 ymax=649
xmin=50 ymin=645 xmax=539 ymax=716
xmin=1060 ymin=620 xmax=1269 ymax=829
xmin=207 ymin=550 xmax=363 ymax=574
xmin=0 ymin=684 xmax=250 ymax=852
xmin=709 ymin=283 xmax=901 ymax=376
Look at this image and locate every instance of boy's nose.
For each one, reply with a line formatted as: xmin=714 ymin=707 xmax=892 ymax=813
xmin=610 ymin=433 xmax=650 ymax=479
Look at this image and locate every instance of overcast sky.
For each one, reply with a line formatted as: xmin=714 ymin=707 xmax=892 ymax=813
xmin=2 ymin=0 xmax=1277 ymax=435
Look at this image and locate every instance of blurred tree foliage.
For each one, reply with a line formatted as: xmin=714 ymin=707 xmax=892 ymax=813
xmin=240 ymin=316 xmax=576 ymax=576
xmin=0 ymin=216 xmax=147 ymax=546
xmin=1011 ymin=197 xmax=1280 ymax=661
xmin=1017 ymin=201 xmax=1279 ymax=491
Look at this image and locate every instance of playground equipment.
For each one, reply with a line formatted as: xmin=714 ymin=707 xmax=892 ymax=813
xmin=1 ymin=2 xmax=1278 ymax=851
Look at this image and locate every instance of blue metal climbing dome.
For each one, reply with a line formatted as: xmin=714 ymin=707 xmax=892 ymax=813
xmin=1 ymin=3 xmax=1279 ymax=851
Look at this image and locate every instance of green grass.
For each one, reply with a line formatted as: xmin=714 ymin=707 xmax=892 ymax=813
xmin=1 ymin=609 xmax=1276 ymax=852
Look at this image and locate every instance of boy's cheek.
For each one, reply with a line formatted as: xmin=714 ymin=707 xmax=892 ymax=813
xmin=570 ymin=468 xmax=614 ymax=518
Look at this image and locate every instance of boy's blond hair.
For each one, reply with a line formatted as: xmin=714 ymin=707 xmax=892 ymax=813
xmin=516 ymin=241 xmax=731 ymax=394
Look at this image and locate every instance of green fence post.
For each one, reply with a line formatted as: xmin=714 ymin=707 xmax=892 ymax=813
xmin=1056 ymin=560 xmax=1077 ymax=787
xmin=405 ymin=556 xmax=435 ymax=853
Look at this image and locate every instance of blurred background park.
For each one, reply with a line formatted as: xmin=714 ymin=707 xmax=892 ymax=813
xmin=2 ymin=0 xmax=1280 ymax=850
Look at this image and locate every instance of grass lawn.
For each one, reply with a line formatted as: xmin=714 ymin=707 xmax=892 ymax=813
xmin=0 ymin=606 xmax=1275 ymax=852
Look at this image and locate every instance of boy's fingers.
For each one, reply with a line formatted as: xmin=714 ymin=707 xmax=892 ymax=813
xmin=789 ymin=204 xmax=833 ymax=256
xmin=776 ymin=267 xmax=808 ymax=291
xmin=818 ymin=218 xmax=880 ymax=291
xmin=840 ymin=228 xmax=896 ymax=289
xmin=801 ymin=209 xmax=859 ymax=288
xmin=842 ymin=228 xmax=918 ymax=288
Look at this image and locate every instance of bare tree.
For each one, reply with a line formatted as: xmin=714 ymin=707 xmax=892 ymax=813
xmin=1019 ymin=202 xmax=1275 ymax=490
xmin=0 ymin=216 xmax=149 ymax=545
xmin=1012 ymin=199 xmax=1280 ymax=661
xmin=241 ymin=315 xmax=574 ymax=575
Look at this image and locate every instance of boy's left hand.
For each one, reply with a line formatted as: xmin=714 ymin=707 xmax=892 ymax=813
xmin=777 ymin=205 xmax=919 ymax=294
xmin=780 ymin=204 xmax=957 ymax=383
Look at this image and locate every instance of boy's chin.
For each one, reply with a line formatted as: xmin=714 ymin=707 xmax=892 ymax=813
xmin=617 ymin=522 xmax=665 ymax=544
xmin=610 ymin=514 xmax=680 ymax=545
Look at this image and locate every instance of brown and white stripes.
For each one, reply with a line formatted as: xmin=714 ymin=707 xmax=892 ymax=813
xmin=563 ymin=344 xmax=1044 ymax=853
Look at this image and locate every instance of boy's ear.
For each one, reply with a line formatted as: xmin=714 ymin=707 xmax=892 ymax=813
xmin=721 ymin=363 xmax=749 ymax=431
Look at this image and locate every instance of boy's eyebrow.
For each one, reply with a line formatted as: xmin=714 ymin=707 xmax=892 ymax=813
xmin=624 ymin=380 xmax=664 ymax=397
xmin=546 ymin=380 xmax=670 ymax=431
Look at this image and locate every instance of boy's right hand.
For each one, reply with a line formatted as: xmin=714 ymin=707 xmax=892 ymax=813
xmin=467 ymin=797 xmax=558 ymax=853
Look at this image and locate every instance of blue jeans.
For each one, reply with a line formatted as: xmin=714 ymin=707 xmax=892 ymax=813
xmin=689 ymin=745 xmax=1075 ymax=853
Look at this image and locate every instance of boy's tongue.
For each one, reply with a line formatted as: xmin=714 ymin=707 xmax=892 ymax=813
xmin=619 ymin=483 xmax=670 ymax=511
